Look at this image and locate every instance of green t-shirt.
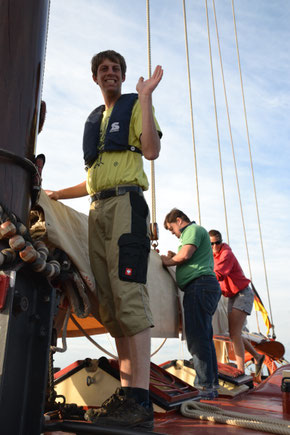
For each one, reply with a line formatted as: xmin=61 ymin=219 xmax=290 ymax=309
xmin=176 ymin=223 xmax=215 ymax=289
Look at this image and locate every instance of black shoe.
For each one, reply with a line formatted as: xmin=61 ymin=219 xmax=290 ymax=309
xmin=84 ymin=387 xmax=126 ymax=420
xmin=197 ymin=389 xmax=217 ymax=400
xmin=87 ymin=396 xmax=154 ymax=431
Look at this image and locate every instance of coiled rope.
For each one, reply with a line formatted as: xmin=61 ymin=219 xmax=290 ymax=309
xmin=181 ymin=401 xmax=290 ymax=434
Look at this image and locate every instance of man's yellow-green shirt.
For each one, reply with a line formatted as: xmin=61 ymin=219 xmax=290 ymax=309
xmin=86 ymin=99 xmax=161 ymax=194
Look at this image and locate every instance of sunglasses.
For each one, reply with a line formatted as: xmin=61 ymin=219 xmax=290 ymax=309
xmin=211 ymin=240 xmax=222 ymax=246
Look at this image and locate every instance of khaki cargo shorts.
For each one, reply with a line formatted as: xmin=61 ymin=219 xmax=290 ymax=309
xmin=88 ymin=190 xmax=154 ymax=337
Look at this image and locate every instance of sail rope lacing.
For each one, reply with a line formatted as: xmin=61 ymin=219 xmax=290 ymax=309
xmin=204 ymin=0 xmax=230 ymax=243
xmin=180 ymin=401 xmax=290 ymax=434
xmin=231 ymin=0 xmax=274 ymax=337
xmin=182 ymin=0 xmax=201 ymax=225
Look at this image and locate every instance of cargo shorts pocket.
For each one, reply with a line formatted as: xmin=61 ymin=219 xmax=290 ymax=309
xmin=118 ymin=234 xmax=150 ymax=284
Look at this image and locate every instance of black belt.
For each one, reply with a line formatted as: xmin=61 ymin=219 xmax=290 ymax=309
xmin=90 ymin=185 xmax=143 ymax=203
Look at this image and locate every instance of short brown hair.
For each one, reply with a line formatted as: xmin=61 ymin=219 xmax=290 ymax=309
xmin=208 ymin=229 xmax=222 ymax=241
xmin=164 ymin=208 xmax=190 ymax=229
xmin=91 ymin=50 xmax=127 ymax=77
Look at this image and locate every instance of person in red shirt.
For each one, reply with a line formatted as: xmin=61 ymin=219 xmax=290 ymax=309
xmin=209 ymin=230 xmax=265 ymax=375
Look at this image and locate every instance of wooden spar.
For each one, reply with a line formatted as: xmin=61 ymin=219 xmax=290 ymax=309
xmin=0 ymin=0 xmax=49 ymax=225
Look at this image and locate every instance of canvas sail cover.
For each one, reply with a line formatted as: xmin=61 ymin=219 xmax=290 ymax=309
xmin=29 ymin=190 xmax=228 ymax=339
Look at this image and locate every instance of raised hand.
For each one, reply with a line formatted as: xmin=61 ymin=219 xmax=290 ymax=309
xmin=136 ymin=65 xmax=163 ymax=96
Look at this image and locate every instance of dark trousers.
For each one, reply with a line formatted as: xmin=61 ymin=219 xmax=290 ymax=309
xmin=183 ymin=275 xmax=221 ymax=389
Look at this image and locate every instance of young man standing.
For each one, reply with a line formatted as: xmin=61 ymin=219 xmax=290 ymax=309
xmin=46 ymin=50 xmax=163 ymax=430
xmin=161 ymin=209 xmax=221 ymax=399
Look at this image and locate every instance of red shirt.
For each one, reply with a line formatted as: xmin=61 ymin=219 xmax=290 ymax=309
xmin=213 ymin=243 xmax=250 ymax=297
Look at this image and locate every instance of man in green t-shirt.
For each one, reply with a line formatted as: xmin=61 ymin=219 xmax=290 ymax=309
xmin=161 ymin=208 xmax=221 ymax=399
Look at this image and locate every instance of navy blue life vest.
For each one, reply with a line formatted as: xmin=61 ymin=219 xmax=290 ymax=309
xmin=83 ymin=93 xmax=142 ymax=168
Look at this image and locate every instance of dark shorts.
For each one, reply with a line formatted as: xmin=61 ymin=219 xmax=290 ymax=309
xmin=228 ymin=286 xmax=254 ymax=315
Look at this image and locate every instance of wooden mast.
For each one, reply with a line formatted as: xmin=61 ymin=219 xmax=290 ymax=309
xmin=0 ymin=0 xmax=49 ymax=223
xmin=0 ymin=2 xmax=54 ymax=435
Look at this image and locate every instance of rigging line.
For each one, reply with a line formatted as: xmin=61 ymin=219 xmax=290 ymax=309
xmin=51 ymin=307 xmax=70 ymax=353
xmin=37 ymin=0 xmax=51 ymax=135
xmin=146 ymin=0 xmax=157 ymax=226
xmin=150 ymin=338 xmax=167 ymax=357
xmin=105 ymin=330 xmax=121 ymax=355
xmin=182 ymin=0 xmax=201 ymax=225
xmin=146 ymin=0 xmax=152 ymax=83
xmin=231 ymin=0 xmax=274 ymax=335
xmin=204 ymin=0 xmax=229 ymax=243
xmin=211 ymin=0 xmax=253 ymax=281
xmin=70 ymin=314 xmax=118 ymax=359
xmin=70 ymin=314 xmax=166 ymax=359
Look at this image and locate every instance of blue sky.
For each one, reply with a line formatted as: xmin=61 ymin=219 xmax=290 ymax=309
xmin=37 ymin=0 xmax=290 ymax=367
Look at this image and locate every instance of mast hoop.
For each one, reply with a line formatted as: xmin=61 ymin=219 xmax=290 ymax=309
xmin=0 ymin=148 xmax=37 ymax=175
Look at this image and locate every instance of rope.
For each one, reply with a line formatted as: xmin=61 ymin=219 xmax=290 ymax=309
xmin=146 ymin=0 xmax=157 ymax=228
xmin=70 ymin=314 xmax=118 ymax=359
xmin=0 ymin=204 xmax=61 ymax=279
xmin=70 ymin=314 xmax=168 ymax=359
xmin=181 ymin=401 xmax=290 ymax=434
xmin=146 ymin=0 xmax=152 ymax=79
xmin=48 ymin=349 xmax=57 ymax=403
xmin=211 ymin=0 xmax=253 ymax=280
xmin=204 ymin=0 xmax=229 ymax=243
xmin=150 ymin=338 xmax=167 ymax=357
xmin=51 ymin=307 xmax=70 ymax=353
xmin=182 ymin=0 xmax=201 ymax=225
xmin=231 ymin=0 xmax=274 ymax=337
xmin=38 ymin=0 xmax=51 ymax=130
